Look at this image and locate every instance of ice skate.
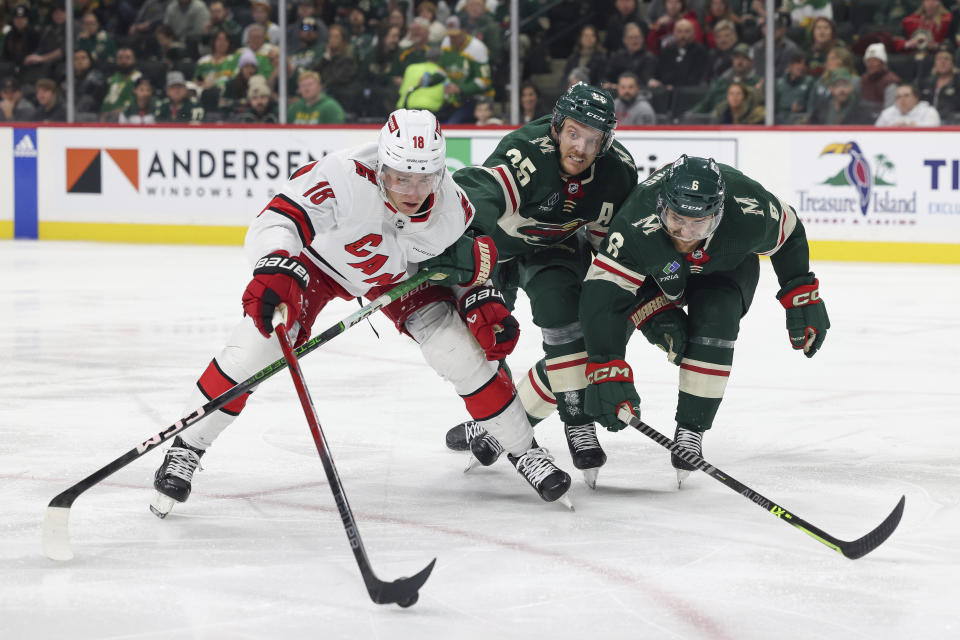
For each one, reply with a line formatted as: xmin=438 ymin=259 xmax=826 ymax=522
xmin=445 ymin=420 xmax=485 ymax=451
xmin=508 ymin=444 xmax=573 ymax=509
xmin=150 ymin=436 xmax=205 ymax=518
xmin=563 ymin=423 xmax=607 ymax=489
xmin=671 ymin=424 xmax=703 ymax=488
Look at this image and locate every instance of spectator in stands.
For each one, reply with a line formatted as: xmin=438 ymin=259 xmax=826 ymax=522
xmin=243 ymin=0 xmax=281 ymax=46
xmin=244 ymin=23 xmax=276 ymax=63
xmin=396 ymin=46 xmax=445 ymax=112
xmin=287 ymin=69 xmax=345 ymax=123
xmin=647 ymin=0 xmax=703 ymax=56
xmin=205 ymin=1 xmax=242 ymax=50
xmin=604 ymin=21 xmax=657 ymax=88
xmin=72 ymin=48 xmax=106 ymax=118
xmin=876 ymin=81 xmax=942 ymax=125
xmin=155 ymin=70 xmax=203 ymax=122
xmin=77 ymin=11 xmax=117 ymax=68
xmin=288 ymin=16 xmax=323 ymax=71
xmin=417 ymin=2 xmax=448 ymax=46
xmin=437 ymin=15 xmax=493 ymax=123
xmin=711 ymin=80 xmax=765 ymax=123
xmin=237 ymin=75 xmax=277 ymax=122
xmin=23 ymin=1 xmax=65 ymax=85
xmin=751 ymin=12 xmax=800 ymax=77
xmin=918 ymin=45 xmax=960 ymax=120
xmin=388 ymin=6 xmax=408 ymax=43
xmin=690 ymin=42 xmax=760 ymax=114
xmin=357 ymin=23 xmax=402 ymax=118
xmin=119 ymin=75 xmax=157 ymax=123
xmin=561 ymin=24 xmax=607 ymax=90
xmin=519 ymin=80 xmax=547 ymax=123
xmin=99 ymin=46 xmax=140 ymax=121
xmin=128 ymin=0 xmax=166 ymax=58
xmin=163 ymin=0 xmax=209 ymax=42
xmin=459 ymin=0 xmax=501 ymax=65
xmin=604 ymin=0 xmax=645 ymax=53
xmin=285 ymin=0 xmax=326 ymax=50
xmin=706 ymin=19 xmax=738 ymax=80
xmin=650 ymin=18 xmax=708 ymax=89
xmin=566 ymin=66 xmax=591 ymax=89
xmin=784 ymin=0 xmax=833 ymax=29
xmin=614 ymin=70 xmax=655 ymax=124
xmin=774 ymin=50 xmax=813 ymax=123
xmin=0 ymin=76 xmax=37 ymax=121
xmin=805 ymin=44 xmax=858 ymax=116
xmin=704 ymin=0 xmax=740 ymax=48
xmin=397 ymin=16 xmax=431 ymax=79
xmin=472 ymin=95 xmax=502 ymax=125
xmin=197 ymin=29 xmax=236 ymax=89
xmin=900 ymin=0 xmax=952 ymax=51
xmin=3 ymin=5 xmax=40 ymax=77
xmin=153 ymin=24 xmax=188 ymax=68
xmin=805 ymin=16 xmax=839 ymax=77
xmin=221 ymin=49 xmax=260 ymax=108
xmin=809 ymin=69 xmax=874 ymax=124
xmin=860 ymin=43 xmax=901 ymax=109
xmin=347 ymin=8 xmax=375 ymax=63
xmin=34 ymin=76 xmax=65 ymax=120
xmin=315 ymin=24 xmax=357 ymax=113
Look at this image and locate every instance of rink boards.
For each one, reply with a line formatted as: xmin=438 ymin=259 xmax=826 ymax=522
xmin=1 ymin=123 xmax=959 ymax=263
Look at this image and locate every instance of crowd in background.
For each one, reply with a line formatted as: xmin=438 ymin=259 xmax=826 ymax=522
xmin=1 ymin=0 xmax=959 ymax=127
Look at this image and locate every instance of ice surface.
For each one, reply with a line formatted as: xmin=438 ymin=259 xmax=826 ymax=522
xmin=1 ymin=241 xmax=958 ymax=639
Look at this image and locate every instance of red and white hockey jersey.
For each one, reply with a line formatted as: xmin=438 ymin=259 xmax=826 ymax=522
xmin=245 ymin=143 xmax=475 ymax=297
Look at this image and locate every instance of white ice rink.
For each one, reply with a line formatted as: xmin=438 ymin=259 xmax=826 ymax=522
xmin=2 ymin=241 xmax=959 ymax=640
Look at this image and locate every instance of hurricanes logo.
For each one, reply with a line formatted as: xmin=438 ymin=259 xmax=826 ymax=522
xmin=66 ymin=148 xmax=139 ymax=193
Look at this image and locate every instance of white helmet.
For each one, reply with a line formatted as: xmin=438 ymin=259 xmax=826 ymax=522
xmin=377 ymin=109 xmax=446 ymax=199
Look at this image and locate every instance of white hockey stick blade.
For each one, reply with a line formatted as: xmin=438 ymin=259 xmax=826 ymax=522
xmin=149 ymin=492 xmax=176 ymax=519
xmin=557 ymin=494 xmax=575 ymax=511
xmin=42 ymin=506 xmax=74 ymax=561
xmin=582 ymin=468 xmax=599 ymax=490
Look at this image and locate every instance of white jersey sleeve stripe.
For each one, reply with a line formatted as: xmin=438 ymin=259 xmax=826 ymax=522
xmin=585 ymin=254 xmax=646 ymax=294
xmin=759 ymin=197 xmax=798 ymax=257
xmin=482 ymin=165 xmax=520 ymax=215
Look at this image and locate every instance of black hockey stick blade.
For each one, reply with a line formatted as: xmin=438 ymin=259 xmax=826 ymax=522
xmin=368 ymin=558 xmax=437 ymax=607
xmin=617 ymin=409 xmax=905 ymax=559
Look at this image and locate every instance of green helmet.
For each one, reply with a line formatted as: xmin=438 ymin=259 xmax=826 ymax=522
xmin=657 ymin=155 xmax=725 ymax=240
xmin=551 ymin=82 xmax=618 ymax=156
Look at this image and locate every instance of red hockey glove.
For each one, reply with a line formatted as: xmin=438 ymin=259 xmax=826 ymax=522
xmin=421 ymin=235 xmax=497 ymax=287
xmin=585 ymin=357 xmax=641 ymax=432
xmin=242 ymin=252 xmax=310 ymax=338
xmin=460 ymin=286 xmax=520 ymax=360
xmin=777 ymin=273 xmax=830 ymax=358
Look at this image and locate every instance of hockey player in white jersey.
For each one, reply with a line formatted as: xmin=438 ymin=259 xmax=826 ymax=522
xmin=151 ymin=109 xmax=572 ymax=517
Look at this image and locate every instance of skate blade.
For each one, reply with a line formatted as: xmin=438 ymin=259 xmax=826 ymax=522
xmin=582 ymin=468 xmax=599 ymax=490
xmin=556 ymin=494 xmax=575 ymax=511
xmin=463 ymin=456 xmax=482 ymax=474
xmin=150 ymin=492 xmax=176 ymax=519
xmin=676 ymin=468 xmax=692 ymax=489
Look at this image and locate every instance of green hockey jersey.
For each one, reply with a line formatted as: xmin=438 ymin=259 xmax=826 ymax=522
xmin=582 ymin=162 xmax=812 ymax=355
xmin=452 ymin=115 xmax=639 ymax=261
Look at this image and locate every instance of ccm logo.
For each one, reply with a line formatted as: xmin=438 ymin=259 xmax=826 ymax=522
xmin=791 ymin=289 xmax=820 ymax=306
xmin=586 ymin=365 xmax=632 ymax=384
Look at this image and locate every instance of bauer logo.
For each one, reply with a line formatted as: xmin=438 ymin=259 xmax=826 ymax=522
xmin=66 ymin=148 xmax=139 ymax=194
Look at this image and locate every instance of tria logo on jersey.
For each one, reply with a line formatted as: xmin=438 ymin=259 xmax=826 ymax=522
xmin=66 ymin=148 xmax=139 ymax=194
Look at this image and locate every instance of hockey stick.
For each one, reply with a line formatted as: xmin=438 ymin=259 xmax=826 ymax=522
xmin=617 ymin=409 xmax=905 ymax=559
xmin=275 ymin=309 xmax=435 ymax=607
xmin=42 ymin=270 xmax=446 ymax=561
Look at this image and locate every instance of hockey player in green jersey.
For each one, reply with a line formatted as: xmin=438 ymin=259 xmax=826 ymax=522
xmin=580 ymin=154 xmax=830 ymax=485
xmin=436 ymin=83 xmax=638 ymax=488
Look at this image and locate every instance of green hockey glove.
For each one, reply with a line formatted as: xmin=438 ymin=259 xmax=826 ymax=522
xmin=585 ymin=356 xmax=641 ymax=432
xmin=777 ymin=273 xmax=830 ymax=358
xmin=629 ymin=291 xmax=687 ymax=365
xmin=420 ymin=235 xmax=497 ymax=287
